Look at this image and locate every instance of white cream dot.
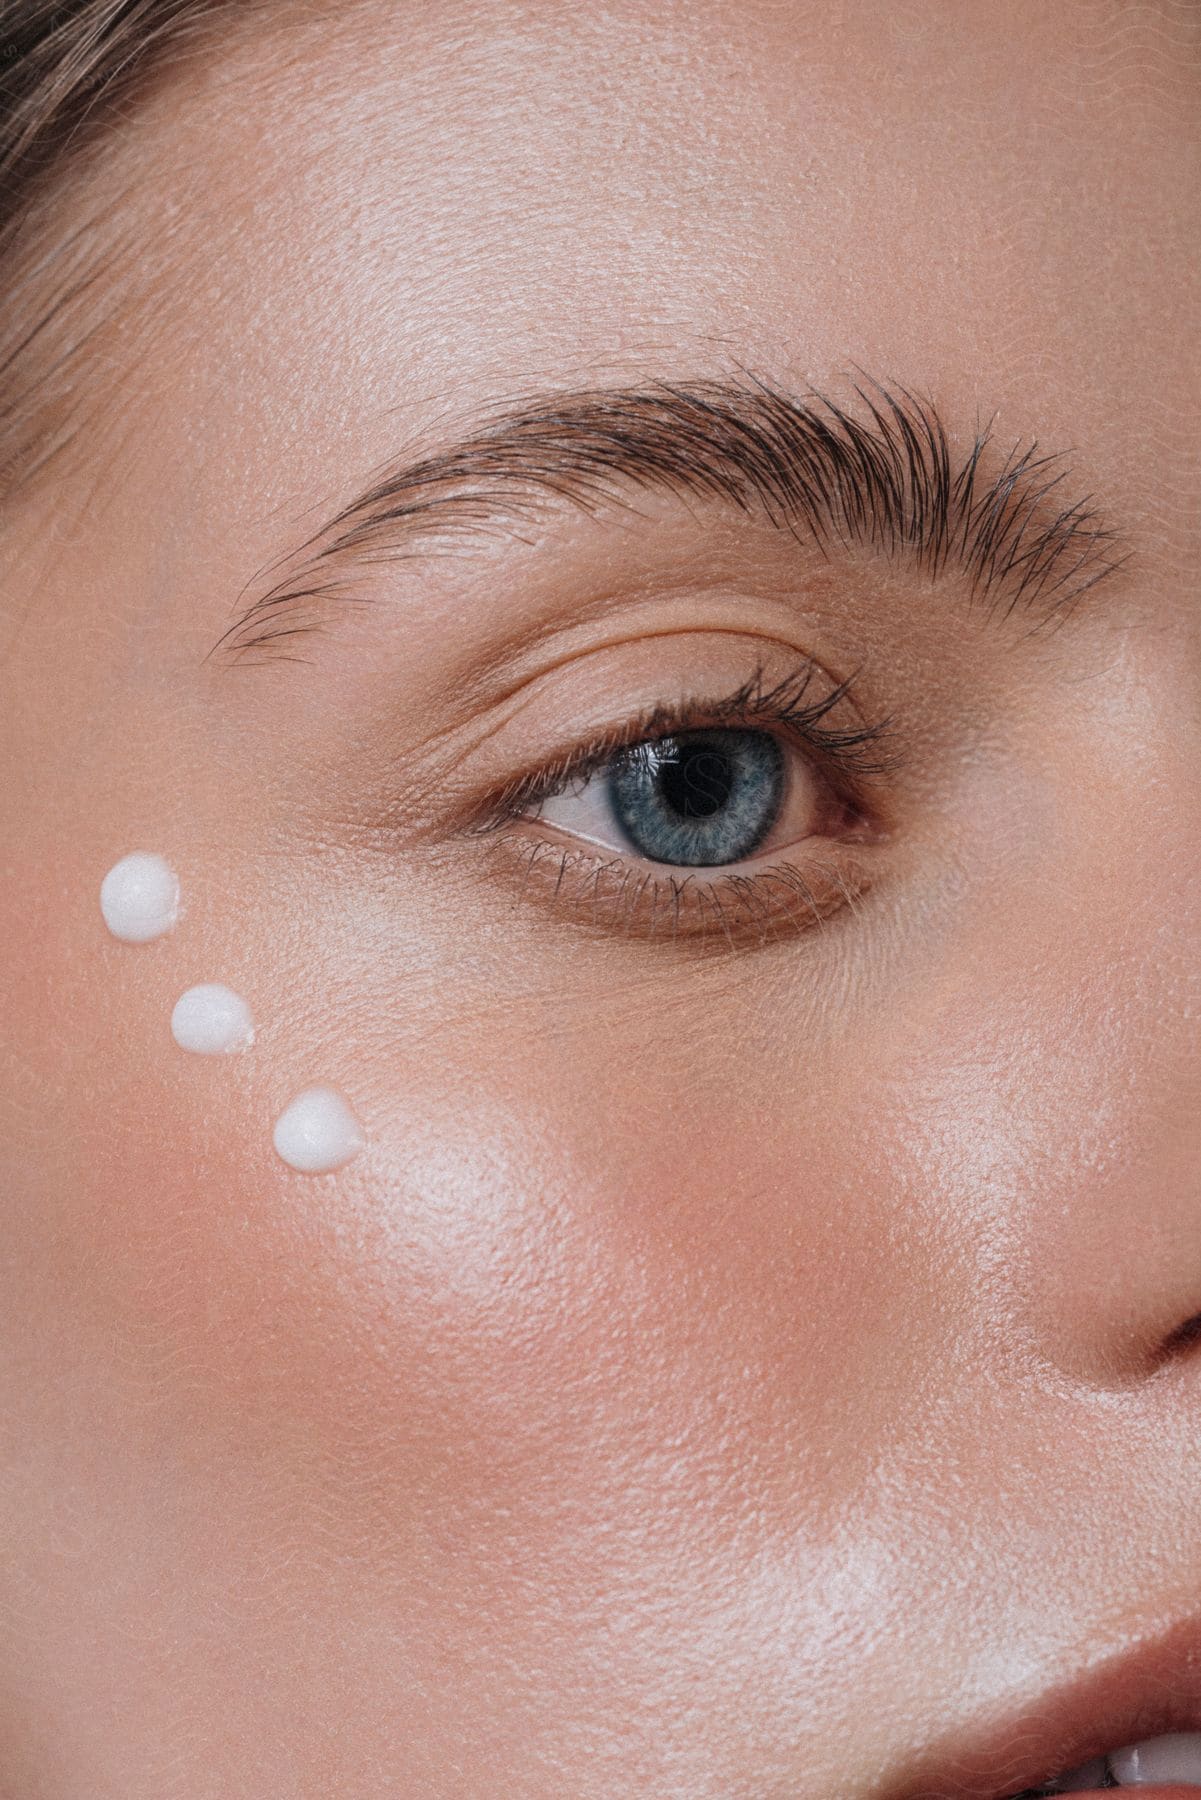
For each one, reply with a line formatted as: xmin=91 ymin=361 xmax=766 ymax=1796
xmin=171 ymin=984 xmax=255 ymax=1054
xmin=272 ymin=1086 xmax=365 ymax=1174
xmin=100 ymin=852 xmax=180 ymax=942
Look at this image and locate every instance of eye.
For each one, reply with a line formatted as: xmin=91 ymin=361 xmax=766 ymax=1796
xmin=534 ymin=725 xmax=828 ymax=869
xmin=459 ymin=655 xmax=900 ymax=953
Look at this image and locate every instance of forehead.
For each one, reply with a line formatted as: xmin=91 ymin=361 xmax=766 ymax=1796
xmin=22 ymin=0 xmax=1198 ymax=606
xmin=133 ymin=1 xmax=1188 ymax=325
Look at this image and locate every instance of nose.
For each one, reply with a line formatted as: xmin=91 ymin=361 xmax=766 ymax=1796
xmin=863 ymin=953 xmax=1201 ymax=1392
xmin=853 ymin=713 xmax=1201 ymax=1394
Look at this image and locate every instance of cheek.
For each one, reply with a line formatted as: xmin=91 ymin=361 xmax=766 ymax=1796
xmin=25 ymin=933 xmax=925 ymax=1664
xmin=339 ymin=1024 xmax=946 ymax=1550
xmin=17 ymin=865 xmax=945 ymax=1571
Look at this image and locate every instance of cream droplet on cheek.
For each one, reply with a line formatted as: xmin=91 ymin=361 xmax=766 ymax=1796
xmin=171 ymin=984 xmax=255 ymax=1053
xmin=100 ymin=852 xmax=181 ymax=942
xmin=272 ymin=1087 xmax=365 ymax=1173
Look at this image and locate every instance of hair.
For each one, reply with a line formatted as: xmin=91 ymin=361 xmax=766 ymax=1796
xmin=0 ymin=0 xmax=237 ymax=499
xmin=0 ymin=1 xmax=219 ymax=246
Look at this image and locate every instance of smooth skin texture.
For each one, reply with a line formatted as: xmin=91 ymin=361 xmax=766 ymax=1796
xmin=0 ymin=1 xmax=1198 ymax=1795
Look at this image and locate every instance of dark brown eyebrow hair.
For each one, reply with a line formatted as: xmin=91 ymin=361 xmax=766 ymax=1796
xmin=210 ymin=372 xmax=1130 ymax=664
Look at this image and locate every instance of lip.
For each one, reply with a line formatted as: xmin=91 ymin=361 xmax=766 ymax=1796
xmin=883 ymin=1609 xmax=1201 ymax=1799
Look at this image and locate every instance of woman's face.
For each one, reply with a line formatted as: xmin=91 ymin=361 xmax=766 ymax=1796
xmin=1 ymin=2 xmax=1197 ymax=1794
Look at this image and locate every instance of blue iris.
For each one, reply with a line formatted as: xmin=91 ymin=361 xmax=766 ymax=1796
xmin=607 ymin=728 xmax=784 ymax=866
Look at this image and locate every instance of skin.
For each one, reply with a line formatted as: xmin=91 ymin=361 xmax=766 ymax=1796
xmin=0 ymin=1 xmax=1198 ymax=1795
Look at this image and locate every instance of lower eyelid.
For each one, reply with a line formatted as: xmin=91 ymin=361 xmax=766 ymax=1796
xmin=470 ymin=819 xmax=878 ymax=952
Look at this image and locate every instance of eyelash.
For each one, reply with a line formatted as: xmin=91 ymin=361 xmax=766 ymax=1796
xmin=464 ymin=656 xmax=903 ymax=953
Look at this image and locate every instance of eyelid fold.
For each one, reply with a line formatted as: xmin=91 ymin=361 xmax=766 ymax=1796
xmin=467 ymin=652 xmax=903 ymax=832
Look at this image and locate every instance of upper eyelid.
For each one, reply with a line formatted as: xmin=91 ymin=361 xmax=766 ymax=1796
xmin=510 ymin=714 xmax=847 ymax=817
xmin=466 ymin=657 xmax=900 ymax=843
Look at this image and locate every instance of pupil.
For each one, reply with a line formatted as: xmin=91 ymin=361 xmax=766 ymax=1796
xmin=659 ymin=745 xmax=733 ymax=819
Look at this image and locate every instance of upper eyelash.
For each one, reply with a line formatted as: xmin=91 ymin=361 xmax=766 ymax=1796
xmin=470 ymin=654 xmax=902 ymax=831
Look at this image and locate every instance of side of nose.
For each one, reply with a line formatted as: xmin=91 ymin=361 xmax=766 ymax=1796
xmin=856 ymin=615 xmax=1201 ymax=1390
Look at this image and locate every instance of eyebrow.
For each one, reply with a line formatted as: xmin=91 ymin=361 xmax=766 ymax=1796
xmin=211 ymin=372 xmax=1130 ymax=662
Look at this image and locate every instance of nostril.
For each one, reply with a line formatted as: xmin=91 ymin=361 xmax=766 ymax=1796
xmin=1161 ymin=1312 xmax=1201 ymax=1357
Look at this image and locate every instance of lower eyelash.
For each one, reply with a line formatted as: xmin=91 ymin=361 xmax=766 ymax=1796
xmin=476 ymin=825 xmax=874 ymax=953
